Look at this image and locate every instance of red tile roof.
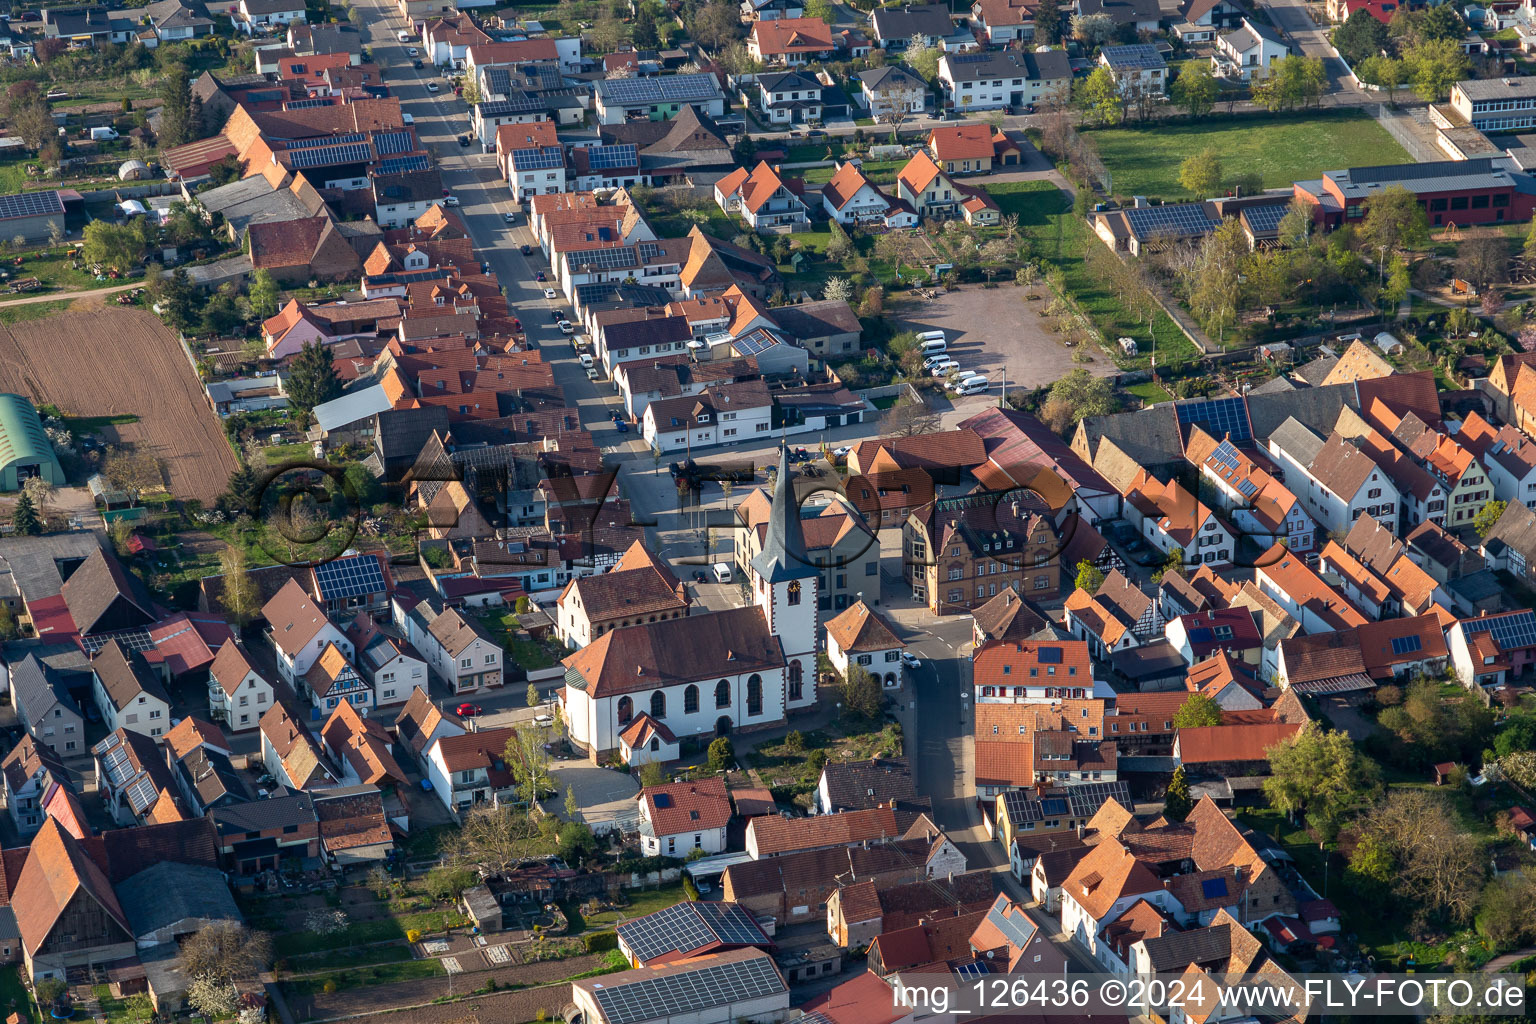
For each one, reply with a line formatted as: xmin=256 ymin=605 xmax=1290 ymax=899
xmin=1176 ymin=723 xmax=1301 ymax=764
xmin=639 ymin=777 xmax=732 ymax=836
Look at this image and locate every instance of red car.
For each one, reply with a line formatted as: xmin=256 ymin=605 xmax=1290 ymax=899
xmin=455 ymin=703 xmax=483 ymax=717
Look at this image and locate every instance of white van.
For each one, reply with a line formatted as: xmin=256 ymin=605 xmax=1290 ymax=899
xmin=947 ymin=372 xmax=985 ymax=391
xmin=955 ymin=377 xmax=991 ymax=395
xmin=89 ymin=127 xmax=118 ymax=141
xmin=916 ymin=330 xmax=946 ymax=343
xmin=929 ymin=358 xmax=959 ymax=376
xmin=923 ymin=353 xmax=950 ymax=369
xmin=397 ymin=30 xmax=411 ymax=41
xmin=919 ymin=338 xmax=947 ymax=356
xmin=711 ymin=562 xmax=733 ymax=583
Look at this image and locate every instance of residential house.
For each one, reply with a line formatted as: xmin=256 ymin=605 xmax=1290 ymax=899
xmin=972 ymin=639 xmax=1107 ymax=705
xmin=1447 ymin=608 xmax=1536 ymax=690
xmin=1064 ymin=570 xmax=1162 ymax=658
xmin=637 ymin=777 xmax=732 ymax=857
xmin=262 ymin=578 xmax=353 ymax=684
xmin=970 ymin=0 xmax=1039 ymax=42
xmin=421 ymin=13 xmax=491 ymax=67
xmin=91 ymin=640 xmax=173 ymax=740
xmin=1174 ymin=721 xmax=1302 ymax=775
xmin=92 ymin=728 xmax=177 ymax=825
xmin=1099 ymin=44 xmax=1169 ymax=97
xmin=404 ymin=602 xmax=503 ymax=693
xmin=303 ymin=642 xmax=374 ymax=717
xmin=754 ymin=71 xmax=823 ymax=125
xmin=994 ymin=782 xmax=1131 ymax=852
xmin=208 ymin=792 xmax=320 ymax=876
xmin=10 ymin=819 xmax=135 ymax=983
xmin=346 ymin=617 xmax=426 ymax=707
xmin=555 ymin=540 xmax=690 ymax=649
xmin=894 ymin=150 xmax=960 ymax=219
xmin=1188 ymin=431 xmax=1315 ymax=553
xmin=856 ymin=65 xmax=928 ymax=119
xmin=746 ymin=806 xmax=952 ymax=860
xmin=714 ymin=161 xmax=812 ymax=232
xmin=1277 ymin=614 xmax=1449 ymax=694
xmin=743 ymin=0 xmax=805 ymax=19
xmin=828 ymin=871 xmax=994 ymax=949
xmin=9 ymin=653 xmax=85 ymax=757
xmin=422 ymin=727 xmax=517 ymax=817
xmin=592 ymin=74 xmax=726 ymax=124
xmin=824 ymin=601 xmax=907 ymax=690
xmin=903 ymin=491 xmax=1061 ymax=614
xmin=927 ymin=123 xmax=1011 ymax=175
xmin=313 ymin=785 xmax=394 ymax=864
xmin=206 ymin=641 xmax=274 ymax=732
xmin=1123 ymin=468 xmax=1236 ymax=567
xmin=1164 ymin=609 xmax=1263 ymax=668
xmin=235 ymin=0 xmax=306 ymax=34
xmin=816 ymin=757 xmax=922 ymax=815
xmin=1214 ymin=18 xmax=1290 ymax=81
xmin=937 ymin=50 xmax=1072 ymax=112
xmin=393 ymin=685 xmax=465 ymax=763
xmin=259 ymin=699 xmax=339 ymax=791
xmin=617 ymin=901 xmax=773 ymax=967
xmin=748 ymin=17 xmax=836 ymax=65
xmin=1455 ymin=411 xmax=1536 ymax=509
xmin=321 ymin=701 xmax=407 ymax=789
xmin=642 ymin=380 xmax=775 ymax=454
xmin=1254 ymin=542 xmax=1370 ymax=634
xmin=2 ymin=737 xmax=70 ymax=837
xmin=1267 ymin=419 xmax=1400 ymax=537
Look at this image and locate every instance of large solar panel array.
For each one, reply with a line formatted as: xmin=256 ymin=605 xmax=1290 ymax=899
xmin=0 ymin=190 xmax=65 ymax=221
xmin=591 ymin=953 xmax=784 ymax=1024
xmin=287 ymin=132 xmax=367 ymax=150
xmin=283 ymin=97 xmax=332 ymax=109
xmin=1177 ymin=395 xmax=1252 ymax=443
xmin=314 ymin=553 xmax=386 ymax=601
xmin=1123 ymin=203 xmax=1220 ymax=242
xmin=288 ymin=142 xmax=374 ymax=169
xmin=733 ymin=329 xmax=782 ymax=356
xmin=513 ymin=146 xmax=565 ymax=171
xmin=1242 ymin=203 xmax=1289 ymax=236
xmin=565 ymin=246 xmax=638 ymax=272
xmin=81 ymin=628 xmax=155 ymax=655
xmin=1103 ymin=44 xmax=1164 ymax=69
xmin=480 ymin=96 xmax=548 ymax=115
xmin=126 ymin=774 xmax=159 ymax=813
xmin=1001 ymin=781 xmax=1131 ymax=823
xmin=1462 ymin=609 xmax=1536 ymax=651
xmin=616 ymin=902 xmax=768 ymax=963
xmin=374 ymin=130 xmax=415 ymax=156
xmin=636 ymin=241 xmax=661 ymax=261
xmin=1209 ymin=440 xmax=1241 ymax=472
xmin=378 ymin=155 xmax=431 ymax=174
xmin=99 ymin=738 xmax=137 ymax=788
xmin=588 ymin=144 xmax=638 ymax=170
xmin=600 ymin=73 xmax=719 ymax=105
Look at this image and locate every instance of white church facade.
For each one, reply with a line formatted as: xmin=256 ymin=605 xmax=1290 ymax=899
xmin=561 ymin=448 xmax=823 ymax=762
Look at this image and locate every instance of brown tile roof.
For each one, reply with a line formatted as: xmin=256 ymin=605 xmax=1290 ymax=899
xmin=321 ymin=701 xmax=406 ymax=786
xmin=1319 ymin=339 xmax=1393 ymax=386
xmin=260 ymin=699 xmax=336 ymax=789
xmin=750 ymin=16 xmax=834 ymax=54
xmin=825 ymin=601 xmax=904 ymax=654
xmin=563 ymin=605 xmax=782 ymax=698
xmin=929 ymin=124 xmax=994 ymax=161
xmin=747 ymin=806 xmax=906 ymax=856
xmin=869 ymin=910 xmax=990 ymax=973
xmin=1061 ymin=839 xmax=1164 ymax=920
xmin=13 ymin=818 xmax=130 ymax=956
xmin=820 ymin=161 xmax=878 ymax=212
xmin=971 ymin=589 xmax=1052 ymax=644
xmin=874 ymin=870 xmax=996 ymax=930
xmin=426 ymin=606 xmax=495 ymax=657
xmin=896 ymin=150 xmax=946 ymax=197
xmin=435 ymin=727 xmax=516 ymax=774
xmin=263 ymin=578 xmax=333 ymax=658
xmin=91 ymin=639 xmax=171 ymax=711
xmin=164 ymin=717 xmax=228 ymax=760
xmin=973 ymin=639 xmax=1092 ymax=689
xmin=314 ymin=789 xmax=392 ymax=852
xmin=640 ymin=777 xmax=732 ymax=835
xmin=717 ymin=162 xmax=805 ymax=216
xmin=1177 ymin=722 xmax=1301 ymax=764
xmin=561 ymin=561 xmax=688 ymax=622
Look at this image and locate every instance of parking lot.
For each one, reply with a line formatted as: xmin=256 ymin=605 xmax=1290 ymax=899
xmin=895 ymin=284 xmax=1118 ymax=393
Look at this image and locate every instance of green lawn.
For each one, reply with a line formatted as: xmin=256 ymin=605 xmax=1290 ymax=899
xmin=0 ymin=967 xmax=36 ymax=1024
xmin=283 ymin=958 xmax=445 ymax=997
xmin=1085 ymin=112 xmax=1412 ymax=201
xmin=93 ymin=985 xmax=152 ymax=1024
xmin=274 ymin=909 xmax=467 ymax=957
xmin=475 ymin=610 xmax=559 ymax=672
xmin=0 ymin=298 xmax=74 ymax=324
xmin=585 ymin=883 xmax=688 ymax=925
xmin=987 ymin=180 xmax=1198 ymax=368
xmin=291 ymin=944 xmax=417 ymax=974
xmin=1124 ymin=380 xmax=1174 ymax=404
xmin=803 ymin=159 xmax=904 ymax=186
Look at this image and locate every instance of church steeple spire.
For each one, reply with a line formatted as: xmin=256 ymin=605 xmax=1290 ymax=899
xmin=750 ymin=445 xmax=818 ymax=583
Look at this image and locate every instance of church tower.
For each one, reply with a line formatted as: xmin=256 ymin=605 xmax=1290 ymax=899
xmin=750 ymin=445 xmax=820 ymax=710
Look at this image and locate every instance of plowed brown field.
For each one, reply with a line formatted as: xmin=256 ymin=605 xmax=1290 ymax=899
xmin=0 ymin=306 xmax=239 ymax=501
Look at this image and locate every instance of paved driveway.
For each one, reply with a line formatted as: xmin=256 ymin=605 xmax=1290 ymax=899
xmin=547 ymin=759 xmax=640 ymax=829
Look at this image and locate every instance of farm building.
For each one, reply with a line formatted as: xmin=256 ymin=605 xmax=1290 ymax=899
xmin=0 ymin=393 xmax=64 ymax=492
xmin=0 ymin=190 xmax=69 ymax=244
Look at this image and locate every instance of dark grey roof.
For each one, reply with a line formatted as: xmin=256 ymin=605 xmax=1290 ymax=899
xmin=750 ymin=446 xmax=820 ymax=584
xmin=208 ymin=791 xmax=317 ymax=835
xmin=857 ymin=64 xmax=925 ymax=90
xmin=61 ymin=548 xmax=156 ymax=635
xmin=0 ymin=531 xmax=105 ymax=602
xmin=1221 ymin=18 xmax=1286 ymax=50
xmin=372 ymin=167 xmax=444 ymax=204
xmin=998 ymin=781 xmax=1131 ymax=825
xmin=942 ymin=49 xmax=1070 ymax=84
xmin=9 ymin=652 xmax=81 ymax=725
xmin=1323 ymin=158 xmax=1523 ymax=202
xmin=1293 ymin=353 xmax=1339 ymax=387
xmin=115 ymin=861 xmax=241 ymax=938
xmin=375 ymin=406 xmax=452 ymax=463
xmin=870 ymin=3 xmax=954 ymax=40
xmin=1138 ymin=923 xmax=1235 ymax=972
xmin=641 ymin=105 xmax=732 ymax=158
xmin=1266 ymin=416 xmax=1324 ymax=465
xmin=759 ymin=71 xmax=820 ymax=93
xmin=820 ymin=757 xmax=919 ymax=811
xmin=1101 ymin=43 xmax=1166 ymax=70
xmin=1246 ymin=382 xmax=1360 ymax=442
xmin=1446 ymin=568 xmax=1503 ymax=602
xmin=1076 ymin=0 xmax=1160 ymax=24
xmin=1077 ymin=405 xmax=1184 ymax=471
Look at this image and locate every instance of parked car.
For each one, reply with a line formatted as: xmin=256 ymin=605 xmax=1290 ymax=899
xmin=455 ymin=703 xmax=483 ymax=717
xmin=412 ymin=58 xmax=424 ymax=68
xmin=558 ymin=320 xmax=574 ymax=334
xmin=406 ymin=46 xmax=418 ymax=55
xmin=578 ymin=353 xmax=594 ymax=368
xmin=611 ymin=415 xmax=628 ymax=432
xmin=535 ymin=271 xmax=547 ymax=282
xmin=901 ymin=651 xmax=921 ymax=669
xmin=442 ymin=195 xmax=459 ymax=207
xmin=585 ymin=366 xmax=599 ymax=380
xmin=520 ymin=244 xmax=532 ymax=255
xmin=426 ymin=81 xmax=439 ymax=92
xmin=694 ymin=570 xmax=708 ymax=584
xmin=551 ymin=309 xmax=565 ymax=321
xmin=832 ymin=445 xmax=852 ymax=457
xmin=458 ymin=134 xmax=471 ymax=147
xmin=503 ymin=211 xmax=517 ymax=223
xmin=543 ymin=287 xmax=557 ymax=299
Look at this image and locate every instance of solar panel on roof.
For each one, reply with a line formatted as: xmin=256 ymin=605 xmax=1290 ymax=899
xmin=600 ymin=73 xmax=719 ymax=105
xmin=374 ymin=130 xmax=414 ymax=155
xmin=1390 ymin=633 xmax=1423 ymax=655
xmin=652 ymin=793 xmax=672 ymax=808
xmin=126 ymin=774 xmax=159 ymax=813
xmin=566 ymin=246 xmax=638 ymax=272
xmin=1040 ymin=798 xmax=1068 ymax=814
xmin=733 ymin=330 xmax=780 ymax=356
xmin=1177 ymin=395 xmax=1252 ymax=443
xmin=589 ymin=143 xmax=638 ymax=170
xmin=955 ymin=961 xmax=991 ymax=978
xmin=313 ymin=553 xmax=386 ymax=602
xmin=1200 ymin=877 xmax=1228 ymax=900
xmin=1463 ymin=609 xmax=1536 ymax=651
xmin=1242 ymin=203 xmax=1289 ymax=235
xmin=1210 ymin=441 xmax=1241 ymax=471
xmin=81 ymin=628 xmax=155 ymax=654
xmin=1036 ymin=646 xmax=1063 ymax=663
xmin=378 ymin=155 xmax=432 ymax=174
xmin=283 ymin=97 xmax=331 ymax=109
xmin=1237 ymin=478 xmax=1258 ymax=498
xmin=615 ymin=902 xmax=767 ymax=964
xmin=592 ymin=950 xmax=782 ymax=1024
xmin=1123 ymin=203 xmax=1221 ymax=241
xmin=0 ymin=190 xmax=65 ymax=222
xmin=287 ymin=132 xmax=367 ymax=150
xmin=513 ymin=146 xmax=565 ymax=171
xmin=287 ymin=142 xmax=374 ymax=168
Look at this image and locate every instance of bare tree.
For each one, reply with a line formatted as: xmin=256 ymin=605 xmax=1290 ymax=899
xmin=182 ymin=922 xmax=273 ymax=984
xmin=1356 ymin=789 xmax=1485 ymax=924
xmin=880 ymin=396 xmax=940 ymax=437
xmin=452 ymin=803 xmax=542 ymax=876
xmin=102 ymin=445 xmax=163 ymax=506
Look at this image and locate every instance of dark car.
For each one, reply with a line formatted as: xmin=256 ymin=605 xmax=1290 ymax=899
xmin=551 ymin=308 xmax=564 ymax=321
xmin=413 ymin=58 xmax=424 ymax=68
xmin=458 ymin=134 xmax=471 ymax=147
xmin=520 ymin=244 xmax=532 ymax=255
xmin=693 ymin=570 xmax=708 ymax=584
xmin=535 ymin=270 xmax=546 ymax=282
xmin=1133 ymin=550 xmax=1164 ymax=567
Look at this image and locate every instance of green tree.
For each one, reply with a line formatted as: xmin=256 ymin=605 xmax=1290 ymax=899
xmin=1418 ymin=2 xmax=1466 ymax=42
xmin=1361 ymin=183 xmax=1429 ymax=254
xmin=503 ymin=729 xmax=552 ymax=805
xmin=1382 ymin=253 xmax=1411 ymax=311
xmin=0 ymin=603 xmax=18 ymax=641
xmin=905 ymin=36 xmax=941 ymax=81
xmin=425 ymin=865 xmax=475 ymax=898
xmin=1252 ymin=55 xmax=1326 ymax=111
xmin=841 ymin=663 xmax=883 ymax=720
xmin=707 ymin=737 xmax=734 ymax=772
xmin=1333 ymin=8 xmax=1389 ymax=66
xmin=1164 ymin=765 xmax=1192 ymax=821
xmin=1080 ymin=65 xmax=1121 ymax=124
xmin=1359 ymin=55 xmax=1405 ymax=103
xmin=825 ymin=221 xmax=854 ymax=262
xmin=1173 ymin=692 xmax=1223 ymax=728
xmin=1178 ymin=148 xmax=1223 ymax=199
xmin=557 ymin=822 xmax=597 ymax=863
xmin=159 ymin=61 xmax=196 ymax=146
xmin=286 ymin=340 xmax=343 ymax=416
xmin=564 ymin=786 xmax=579 ymax=819
xmin=1403 ymin=37 xmax=1469 ymax=101
xmin=1473 ymin=500 xmax=1508 ymax=539
xmin=153 ymin=266 xmax=200 ymax=332
xmin=342 ymin=462 xmax=383 ymax=508
xmin=632 ymin=5 xmax=661 ymax=46
xmin=82 ymin=220 xmax=143 ymax=273
xmin=1074 ymin=560 xmax=1105 ymax=593
xmin=1169 ymin=60 xmax=1217 ymax=118
xmin=219 ymin=545 xmax=258 ymax=626
xmin=1034 ymin=0 xmax=1061 ymax=44
xmin=1264 ymin=722 xmax=1381 ymax=838
xmin=527 ymin=683 xmax=541 ymax=708
xmin=803 ymin=0 xmax=835 ymax=24
xmin=638 ymin=760 xmax=666 ymax=788
xmin=247 ymin=268 xmax=281 ymax=320
xmin=207 ymin=152 xmax=243 ymax=186
xmin=1048 ymin=368 xmax=1118 ymax=422
xmin=10 ymin=491 xmax=41 ymax=536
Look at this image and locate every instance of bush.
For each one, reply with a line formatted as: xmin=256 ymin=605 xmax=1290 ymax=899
xmin=583 ymin=931 xmax=619 ymax=953
xmin=322 ymin=979 xmax=338 ymax=995
xmin=406 ymin=929 xmax=422 ymax=944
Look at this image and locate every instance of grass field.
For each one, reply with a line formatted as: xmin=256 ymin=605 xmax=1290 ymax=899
xmin=1085 ymin=113 xmax=1412 ymax=200
xmin=986 ymin=180 xmax=1199 ymax=367
xmin=585 ymin=883 xmax=689 ymax=926
xmin=274 ymin=909 xmax=467 ymax=957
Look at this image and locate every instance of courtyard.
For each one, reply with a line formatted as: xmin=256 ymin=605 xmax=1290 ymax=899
xmin=894 ymin=283 xmax=1118 ymax=392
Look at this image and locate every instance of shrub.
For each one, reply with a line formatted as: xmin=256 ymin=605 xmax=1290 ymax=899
xmin=583 ymin=931 xmax=619 ymax=953
xmin=406 ymin=929 xmax=422 ymax=944
xmin=322 ymin=979 xmax=338 ymax=995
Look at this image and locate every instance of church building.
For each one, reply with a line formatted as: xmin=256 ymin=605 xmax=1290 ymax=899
xmin=562 ymin=447 xmax=822 ymax=762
